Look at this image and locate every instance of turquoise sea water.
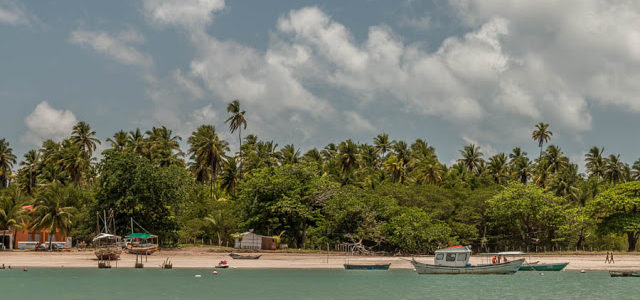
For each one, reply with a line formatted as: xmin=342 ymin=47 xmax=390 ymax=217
xmin=1 ymin=269 xmax=638 ymax=299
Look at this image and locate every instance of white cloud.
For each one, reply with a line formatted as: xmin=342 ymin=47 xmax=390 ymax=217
xmin=0 ymin=0 xmax=32 ymax=26
xmin=343 ymin=111 xmax=376 ymax=133
xmin=69 ymin=29 xmax=153 ymax=68
xmin=23 ymin=102 xmax=77 ymax=146
xmin=142 ymin=0 xmax=225 ymax=30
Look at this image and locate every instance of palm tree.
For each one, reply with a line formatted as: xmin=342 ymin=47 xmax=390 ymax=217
xmin=31 ymin=183 xmax=77 ymax=250
xmin=226 ymin=99 xmax=247 ymax=170
xmin=632 ymin=158 xmax=640 ymax=181
xmin=71 ymin=121 xmax=101 ymax=158
xmin=205 ymin=211 xmax=235 ymax=246
xmin=532 ymin=122 xmax=552 ymax=159
xmin=511 ymin=156 xmax=532 ymax=184
xmin=128 ymin=128 xmax=146 ymax=155
xmin=458 ymin=144 xmax=483 ymax=174
xmin=338 ymin=139 xmax=359 ymax=175
xmin=374 ymin=133 xmax=392 ymax=160
xmin=603 ymin=154 xmax=627 ymax=185
xmin=220 ymin=157 xmax=241 ymax=196
xmin=392 ymin=141 xmax=411 ymax=167
xmin=146 ymin=126 xmax=184 ymax=167
xmin=105 ymin=130 xmax=128 ymax=153
xmin=59 ymin=140 xmax=89 ymax=185
xmin=278 ymin=144 xmax=300 ymax=165
xmin=19 ymin=150 xmax=40 ymax=194
xmin=488 ymin=153 xmax=508 ymax=184
xmin=543 ymin=145 xmax=568 ymax=174
xmin=549 ymin=163 xmax=580 ymax=201
xmin=585 ymin=146 xmax=605 ymax=179
xmin=0 ymin=187 xmax=29 ymax=249
xmin=302 ymin=148 xmax=323 ymax=165
xmin=187 ymin=125 xmax=229 ymax=201
xmin=383 ymin=155 xmax=405 ymax=184
xmin=0 ymin=139 xmax=17 ymax=188
xmin=414 ymin=159 xmax=444 ymax=185
xmin=358 ymin=144 xmax=379 ymax=169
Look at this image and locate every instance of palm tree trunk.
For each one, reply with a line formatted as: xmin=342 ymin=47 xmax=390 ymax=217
xmin=210 ymin=157 xmax=215 ymax=201
xmin=49 ymin=232 xmax=54 ymax=250
xmin=238 ymin=128 xmax=242 ymax=175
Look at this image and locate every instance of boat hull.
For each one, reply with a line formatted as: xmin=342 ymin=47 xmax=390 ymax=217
xmin=519 ymin=262 xmax=568 ymax=271
xmin=230 ymin=253 xmax=261 ymax=259
xmin=412 ymin=259 xmax=524 ymax=275
xmin=94 ymin=247 xmax=122 ymax=260
xmin=128 ymin=246 xmax=158 ymax=255
xmin=344 ymin=263 xmax=391 ymax=270
xmin=610 ymin=271 xmax=640 ymax=277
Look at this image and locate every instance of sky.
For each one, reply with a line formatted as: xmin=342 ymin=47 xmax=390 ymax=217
xmin=1 ymin=0 xmax=640 ymax=168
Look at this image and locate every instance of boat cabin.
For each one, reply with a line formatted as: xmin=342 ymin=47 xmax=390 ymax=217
xmin=434 ymin=245 xmax=472 ymax=267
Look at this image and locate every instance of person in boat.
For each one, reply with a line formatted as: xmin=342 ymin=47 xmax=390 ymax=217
xmin=492 ymin=256 xmax=497 ymax=264
xmin=503 ymin=256 xmax=508 ymax=262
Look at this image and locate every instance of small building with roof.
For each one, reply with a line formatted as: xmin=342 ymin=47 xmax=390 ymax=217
xmin=234 ymin=230 xmax=275 ymax=250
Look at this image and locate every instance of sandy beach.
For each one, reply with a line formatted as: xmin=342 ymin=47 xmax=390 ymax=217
xmin=0 ymin=247 xmax=638 ymax=271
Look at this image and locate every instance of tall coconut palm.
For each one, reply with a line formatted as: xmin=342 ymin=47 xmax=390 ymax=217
xmin=31 ymin=183 xmax=77 ymax=250
xmin=532 ymin=122 xmax=552 ymax=159
xmin=508 ymin=147 xmax=527 ymax=162
xmin=488 ymin=153 xmax=509 ymax=184
xmin=374 ymin=133 xmax=392 ymax=160
xmin=220 ymin=157 xmax=241 ymax=196
xmin=603 ymin=154 xmax=627 ymax=185
xmin=458 ymin=144 xmax=483 ymax=174
xmin=338 ymin=139 xmax=359 ymax=175
xmin=384 ymin=155 xmax=405 ymax=184
xmin=632 ymin=158 xmax=640 ymax=181
xmin=146 ymin=126 xmax=183 ymax=167
xmin=19 ymin=150 xmax=40 ymax=194
xmin=511 ymin=156 xmax=532 ymax=184
xmin=543 ymin=145 xmax=568 ymax=174
xmin=584 ymin=146 xmax=605 ymax=179
xmin=59 ymin=140 xmax=89 ymax=185
xmin=414 ymin=159 xmax=444 ymax=186
xmin=0 ymin=139 xmax=17 ymax=188
xmin=205 ymin=210 xmax=235 ymax=246
xmin=302 ymin=148 xmax=323 ymax=165
xmin=549 ymin=163 xmax=580 ymax=201
xmin=187 ymin=125 xmax=229 ymax=201
xmin=392 ymin=141 xmax=411 ymax=167
xmin=71 ymin=121 xmax=101 ymax=158
xmin=127 ymin=128 xmax=146 ymax=155
xmin=278 ymin=144 xmax=300 ymax=165
xmin=226 ymin=99 xmax=247 ymax=170
xmin=0 ymin=186 xmax=29 ymax=249
xmin=358 ymin=144 xmax=379 ymax=169
xmin=105 ymin=130 xmax=128 ymax=153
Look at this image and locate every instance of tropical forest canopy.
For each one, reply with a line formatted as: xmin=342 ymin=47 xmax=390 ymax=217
xmin=2 ymin=103 xmax=640 ymax=253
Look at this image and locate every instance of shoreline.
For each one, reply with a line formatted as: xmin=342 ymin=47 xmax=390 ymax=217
xmin=1 ymin=248 xmax=639 ymax=270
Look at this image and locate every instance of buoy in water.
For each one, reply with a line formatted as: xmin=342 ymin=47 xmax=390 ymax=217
xmin=23 ymin=268 xmax=28 ymax=272
xmin=539 ymin=272 xmax=544 ymax=276
xmin=213 ymin=270 xmax=218 ymax=275
xmin=195 ymin=274 xmax=202 ymax=278
xmin=580 ymin=270 xmax=586 ymax=273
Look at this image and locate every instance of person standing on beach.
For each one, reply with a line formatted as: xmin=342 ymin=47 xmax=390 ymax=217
xmin=605 ymin=252 xmax=610 ymax=263
xmin=610 ymin=252 xmax=615 ymax=264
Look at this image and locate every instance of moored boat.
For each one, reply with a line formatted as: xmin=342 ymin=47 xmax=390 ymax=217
xmin=519 ymin=262 xmax=569 ymax=271
xmin=125 ymin=233 xmax=159 ymax=255
xmin=216 ymin=260 xmax=229 ymax=268
xmin=344 ymin=263 xmax=391 ymax=270
xmin=411 ymin=245 xmax=524 ymax=275
xmin=93 ymin=233 xmax=122 ymax=260
xmin=230 ymin=253 xmax=262 ymax=259
xmin=610 ymin=271 xmax=640 ymax=277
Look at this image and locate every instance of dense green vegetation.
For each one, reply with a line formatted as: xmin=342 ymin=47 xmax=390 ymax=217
xmin=1 ymin=103 xmax=640 ymax=253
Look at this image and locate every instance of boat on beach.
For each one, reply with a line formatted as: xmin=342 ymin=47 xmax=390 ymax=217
xmin=344 ymin=263 xmax=391 ymax=270
xmin=125 ymin=233 xmax=159 ymax=255
xmin=93 ymin=210 xmax=121 ymax=260
xmin=230 ymin=253 xmax=262 ymax=259
xmin=411 ymin=245 xmax=524 ymax=275
xmin=216 ymin=260 xmax=229 ymax=268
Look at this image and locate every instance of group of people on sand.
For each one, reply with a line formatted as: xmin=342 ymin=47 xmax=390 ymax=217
xmin=491 ymin=255 xmax=509 ymax=264
xmin=605 ymin=251 xmax=615 ymax=264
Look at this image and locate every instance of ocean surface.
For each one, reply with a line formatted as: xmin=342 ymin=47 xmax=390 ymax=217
xmin=1 ymin=268 xmax=638 ymax=299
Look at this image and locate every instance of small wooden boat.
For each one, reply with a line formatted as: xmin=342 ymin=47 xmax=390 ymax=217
xmin=230 ymin=253 xmax=262 ymax=259
xmin=610 ymin=271 xmax=640 ymax=277
xmin=125 ymin=233 xmax=159 ymax=255
xmin=344 ymin=263 xmax=390 ymax=270
xmin=93 ymin=233 xmax=122 ymax=260
xmin=519 ymin=262 xmax=569 ymax=271
xmin=216 ymin=260 xmax=229 ymax=269
xmin=411 ymin=245 xmax=524 ymax=275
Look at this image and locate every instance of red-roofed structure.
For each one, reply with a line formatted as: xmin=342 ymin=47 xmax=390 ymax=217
xmin=0 ymin=205 xmax=69 ymax=250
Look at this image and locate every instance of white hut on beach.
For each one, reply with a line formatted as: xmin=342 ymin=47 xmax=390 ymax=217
xmin=234 ymin=230 xmax=275 ymax=250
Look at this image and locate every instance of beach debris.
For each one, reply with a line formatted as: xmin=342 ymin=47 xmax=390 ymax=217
xmin=161 ymin=258 xmax=172 ymax=269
